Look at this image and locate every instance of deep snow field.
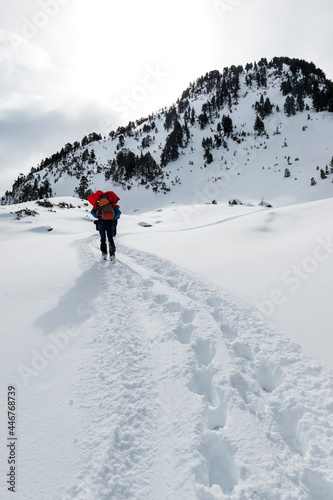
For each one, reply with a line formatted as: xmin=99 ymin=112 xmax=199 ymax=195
xmin=0 ymin=194 xmax=333 ymax=499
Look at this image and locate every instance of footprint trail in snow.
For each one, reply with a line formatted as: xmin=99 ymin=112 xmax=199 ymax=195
xmin=63 ymin=240 xmax=333 ymax=500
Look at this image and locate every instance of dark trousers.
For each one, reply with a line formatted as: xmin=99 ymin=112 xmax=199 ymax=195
xmin=98 ymin=220 xmax=116 ymax=255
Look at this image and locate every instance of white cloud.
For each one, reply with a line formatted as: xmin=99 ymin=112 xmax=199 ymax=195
xmin=0 ymin=29 xmax=54 ymax=107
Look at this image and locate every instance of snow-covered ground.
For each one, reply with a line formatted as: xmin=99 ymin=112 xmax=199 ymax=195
xmin=0 ymin=195 xmax=333 ymax=499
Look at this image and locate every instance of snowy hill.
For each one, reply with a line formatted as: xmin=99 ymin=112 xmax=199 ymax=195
xmin=1 ymin=194 xmax=333 ymax=499
xmin=2 ymin=57 xmax=333 ymax=211
xmin=1 ymin=56 xmax=333 ymax=499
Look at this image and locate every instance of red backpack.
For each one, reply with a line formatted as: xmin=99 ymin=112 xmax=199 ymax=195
xmin=96 ymin=193 xmax=115 ymax=220
xmin=88 ymin=190 xmax=120 ymax=221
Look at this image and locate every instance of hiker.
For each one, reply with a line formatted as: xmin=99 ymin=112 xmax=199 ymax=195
xmin=87 ymin=190 xmax=121 ymax=260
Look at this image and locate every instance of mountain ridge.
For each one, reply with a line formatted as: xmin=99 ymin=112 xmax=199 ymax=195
xmin=2 ymin=56 xmax=333 ymax=210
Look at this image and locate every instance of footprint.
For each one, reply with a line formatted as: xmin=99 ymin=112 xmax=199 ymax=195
xmin=206 ymin=399 xmax=227 ymax=431
xmin=220 ymin=323 xmax=238 ymax=339
xmin=166 ymin=279 xmax=178 ymax=288
xmin=233 ymin=342 xmax=253 ymax=361
xmin=164 ymin=302 xmax=182 ymax=313
xmin=211 ymin=308 xmax=224 ymax=322
xmin=154 ymin=294 xmax=168 ymax=305
xmin=178 ymin=283 xmax=189 ymax=292
xmin=230 ymin=373 xmax=251 ymax=405
xmin=181 ymin=309 xmax=195 ymax=324
xmin=194 ymin=339 xmax=215 ymax=367
xmin=301 ymin=468 xmax=333 ymax=499
xmin=142 ymin=279 xmax=154 ymax=288
xmin=206 ymin=296 xmax=222 ymax=308
xmin=211 ymin=309 xmax=238 ymax=339
xmin=167 ymin=270 xmax=179 ymax=278
xmin=141 ymin=290 xmax=153 ymax=301
xmin=255 ymin=365 xmax=281 ymax=393
xmin=205 ymin=433 xmax=238 ymax=494
xmin=274 ymin=406 xmax=305 ymax=455
xmin=175 ymin=324 xmax=194 ymax=344
xmin=189 ymin=365 xmax=215 ymax=404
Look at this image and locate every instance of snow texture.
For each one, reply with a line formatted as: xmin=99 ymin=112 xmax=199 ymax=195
xmin=0 ymin=196 xmax=333 ymax=499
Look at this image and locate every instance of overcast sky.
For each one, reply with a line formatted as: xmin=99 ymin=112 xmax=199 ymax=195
xmin=0 ymin=0 xmax=332 ymax=195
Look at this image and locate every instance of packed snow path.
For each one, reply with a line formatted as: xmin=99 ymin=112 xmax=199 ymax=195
xmin=53 ymin=237 xmax=333 ymax=500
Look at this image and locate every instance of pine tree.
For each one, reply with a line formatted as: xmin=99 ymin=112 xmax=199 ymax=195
xmin=190 ymin=108 xmax=196 ymax=126
xmin=222 ymin=115 xmax=233 ymax=137
xmin=160 ymin=120 xmax=183 ymax=166
xmin=164 ymin=107 xmax=178 ymax=131
xmin=82 ymin=149 xmax=89 ymax=162
xmin=198 ymin=112 xmax=209 ymax=130
xmin=203 ymin=148 xmax=213 ymax=164
xmin=264 ymin=97 xmax=273 ymax=115
xmin=284 ymin=96 xmax=296 ymax=116
xmin=75 ymin=176 xmax=90 ymax=199
xmin=88 ymin=149 xmax=96 ymax=164
xmin=183 ymin=120 xmax=190 ymax=146
xmin=254 ymin=115 xmax=265 ymax=135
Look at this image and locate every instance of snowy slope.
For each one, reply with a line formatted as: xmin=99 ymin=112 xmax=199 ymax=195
xmin=37 ymin=96 xmax=333 ymax=214
xmin=3 ymin=60 xmax=333 ymax=214
xmin=1 ymin=196 xmax=333 ymax=499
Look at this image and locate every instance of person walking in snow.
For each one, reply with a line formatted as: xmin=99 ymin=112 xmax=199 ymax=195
xmin=87 ymin=190 xmax=121 ymax=260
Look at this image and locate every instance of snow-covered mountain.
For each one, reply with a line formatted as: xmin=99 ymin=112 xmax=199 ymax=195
xmin=2 ymin=57 xmax=333 ymax=211
xmin=1 ymin=56 xmax=333 ymax=499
